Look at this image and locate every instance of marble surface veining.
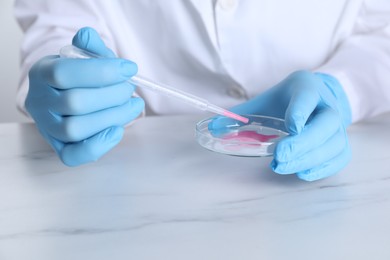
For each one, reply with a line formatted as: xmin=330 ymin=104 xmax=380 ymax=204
xmin=0 ymin=114 xmax=390 ymax=260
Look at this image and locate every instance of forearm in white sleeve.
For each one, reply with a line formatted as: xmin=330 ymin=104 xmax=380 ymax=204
xmin=14 ymin=0 xmax=116 ymax=115
xmin=317 ymin=0 xmax=390 ymax=123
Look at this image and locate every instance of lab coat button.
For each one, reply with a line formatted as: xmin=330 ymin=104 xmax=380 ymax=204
xmin=218 ymin=0 xmax=237 ymax=11
xmin=227 ymin=87 xmax=246 ymax=99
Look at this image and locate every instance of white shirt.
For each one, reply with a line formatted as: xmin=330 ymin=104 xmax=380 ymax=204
xmin=14 ymin=0 xmax=390 ymax=122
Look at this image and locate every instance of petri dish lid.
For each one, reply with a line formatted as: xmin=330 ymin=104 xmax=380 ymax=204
xmin=195 ymin=115 xmax=288 ymax=157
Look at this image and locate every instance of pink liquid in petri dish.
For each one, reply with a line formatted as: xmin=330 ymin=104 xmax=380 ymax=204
xmin=221 ymin=131 xmax=279 ymax=152
xmin=222 ymin=131 xmax=279 ymax=142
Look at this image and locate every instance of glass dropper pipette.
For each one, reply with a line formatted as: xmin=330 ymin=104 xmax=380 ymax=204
xmin=59 ymin=45 xmax=249 ymax=124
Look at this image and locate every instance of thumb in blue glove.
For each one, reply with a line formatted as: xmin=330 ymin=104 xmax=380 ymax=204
xmin=224 ymin=71 xmax=352 ymax=181
xmin=26 ymin=27 xmax=144 ymax=166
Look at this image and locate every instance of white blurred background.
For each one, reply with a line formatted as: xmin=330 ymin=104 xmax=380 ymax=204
xmin=0 ymin=0 xmax=28 ymax=122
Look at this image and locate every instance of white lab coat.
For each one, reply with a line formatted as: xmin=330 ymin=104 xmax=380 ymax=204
xmin=14 ymin=0 xmax=390 ymax=122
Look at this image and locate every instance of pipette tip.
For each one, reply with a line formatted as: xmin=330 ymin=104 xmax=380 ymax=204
xmin=223 ymin=111 xmax=249 ymax=124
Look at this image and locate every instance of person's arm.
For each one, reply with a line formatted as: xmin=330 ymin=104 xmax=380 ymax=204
xmin=316 ymin=0 xmax=390 ymax=122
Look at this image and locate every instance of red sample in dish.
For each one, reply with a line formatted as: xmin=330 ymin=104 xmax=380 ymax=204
xmin=222 ymin=131 xmax=279 ymax=142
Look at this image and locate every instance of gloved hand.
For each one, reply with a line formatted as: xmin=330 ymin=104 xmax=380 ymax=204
xmin=217 ymin=71 xmax=352 ymax=181
xmin=26 ymin=27 xmax=144 ymax=166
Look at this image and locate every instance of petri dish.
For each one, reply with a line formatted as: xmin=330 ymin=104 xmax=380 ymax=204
xmin=195 ymin=115 xmax=288 ymax=157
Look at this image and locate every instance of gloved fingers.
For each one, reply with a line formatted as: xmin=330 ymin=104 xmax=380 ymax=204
xmin=271 ymin=126 xmax=347 ymax=174
xmin=208 ymin=116 xmax=245 ymax=137
xmin=296 ymin=144 xmax=352 ymax=181
xmin=47 ymin=97 xmax=144 ymax=143
xmin=284 ymin=83 xmax=321 ymax=134
xmin=50 ymin=81 xmax=135 ymax=116
xmin=43 ymin=56 xmax=137 ymax=89
xmin=72 ymin=27 xmax=116 ymax=58
xmin=47 ymin=126 xmax=124 ymax=167
xmin=274 ymin=107 xmax=340 ymax=162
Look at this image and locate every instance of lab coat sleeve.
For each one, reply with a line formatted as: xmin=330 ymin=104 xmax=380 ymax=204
xmin=316 ymin=0 xmax=390 ymax=123
xmin=14 ymin=0 xmax=117 ymax=115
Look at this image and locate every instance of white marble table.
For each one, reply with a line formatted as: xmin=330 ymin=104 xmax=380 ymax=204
xmin=0 ymin=114 xmax=390 ymax=260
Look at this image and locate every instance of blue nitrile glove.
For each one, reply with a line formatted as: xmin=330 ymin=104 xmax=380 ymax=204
xmin=217 ymin=71 xmax=352 ymax=181
xmin=26 ymin=27 xmax=144 ymax=166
